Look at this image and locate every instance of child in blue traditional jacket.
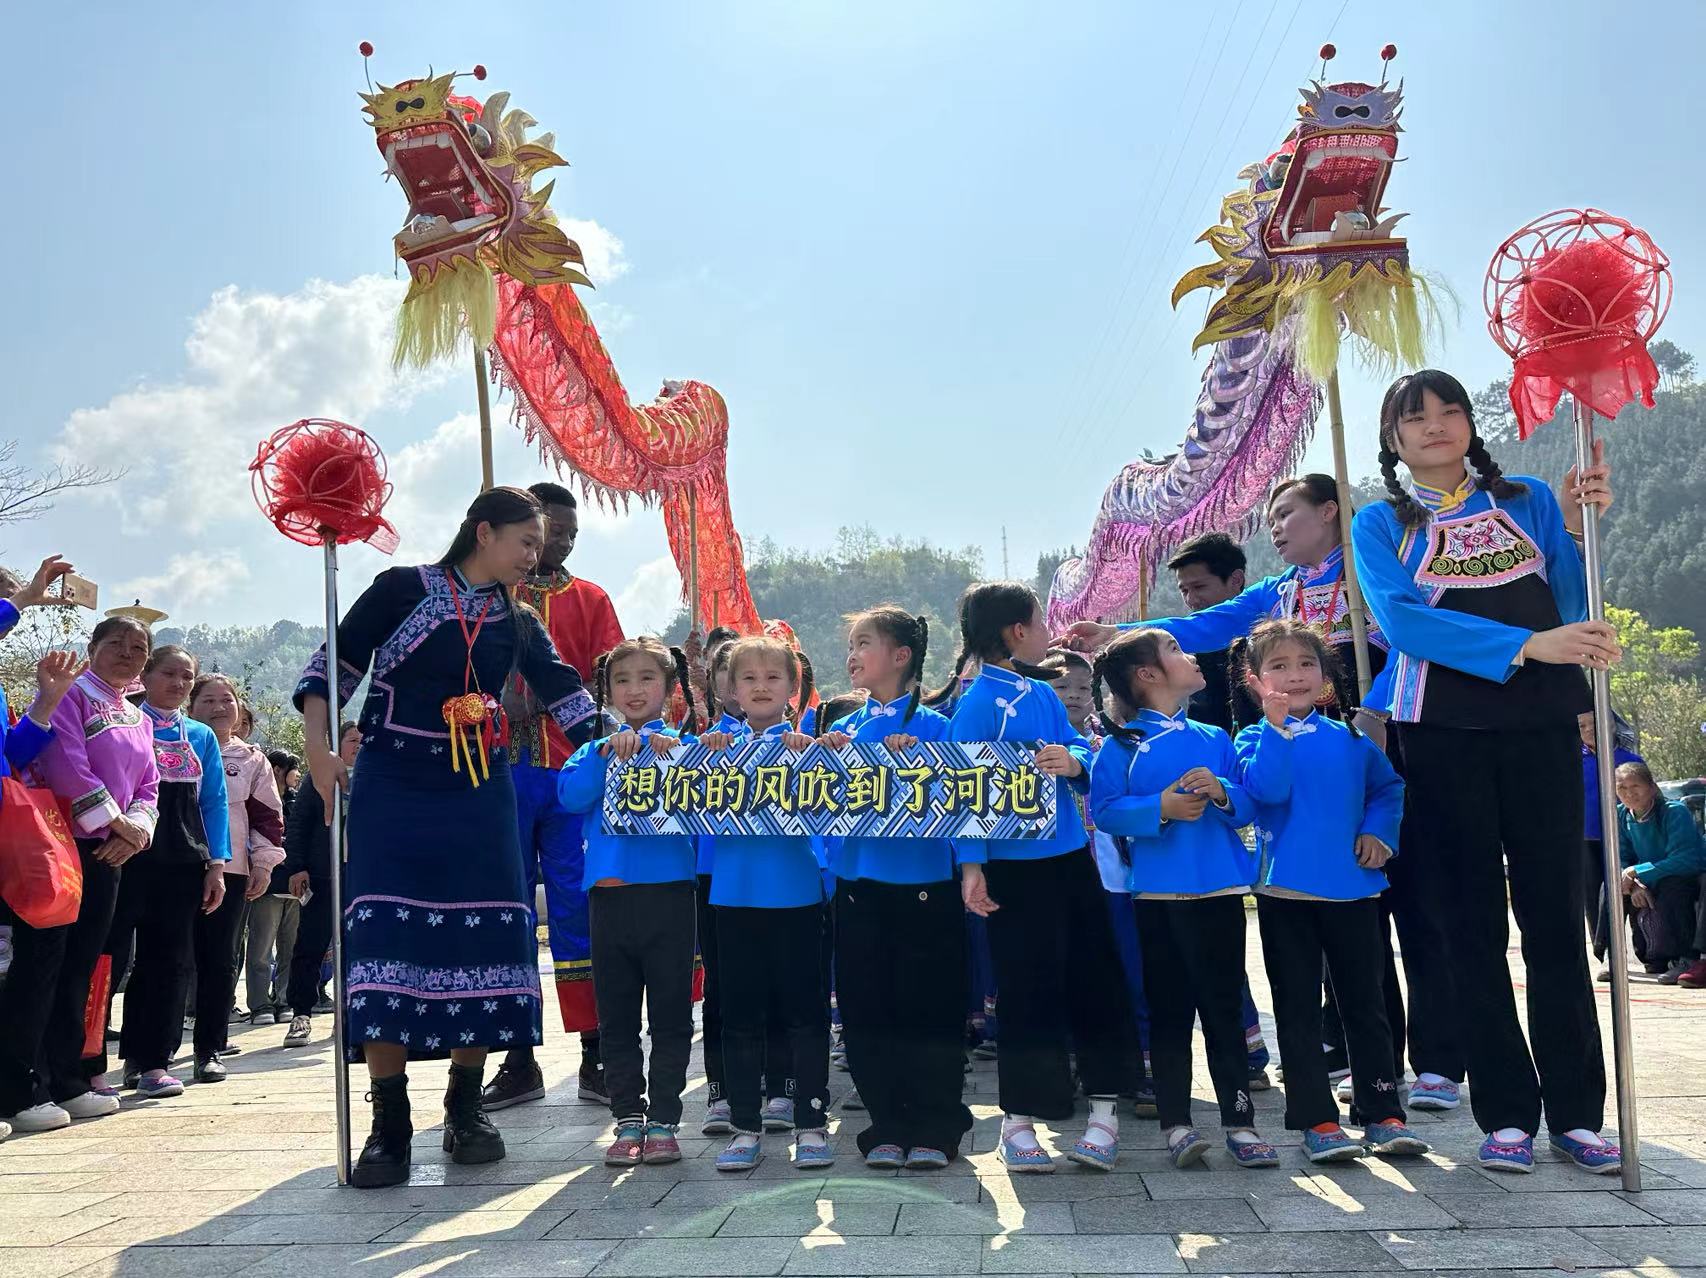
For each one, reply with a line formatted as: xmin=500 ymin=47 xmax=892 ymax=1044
xmin=698 ymin=635 xmax=830 ymax=1171
xmin=1232 ymin=620 xmax=1430 ymax=1162
xmin=558 ymin=637 xmax=701 ymax=1169
xmin=949 ymin=582 xmax=1139 ymax=1173
xmin=1088 ymin=628 xmax=1275 ymax=1170
xmin=819 ymin=607 xmax=971 ymax=1169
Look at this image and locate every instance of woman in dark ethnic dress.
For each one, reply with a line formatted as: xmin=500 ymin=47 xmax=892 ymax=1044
xmin=296 ymin=487 xmax=596 ymax=1188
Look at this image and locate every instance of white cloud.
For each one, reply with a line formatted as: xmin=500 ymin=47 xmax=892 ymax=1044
xmin=51 ymin=275 xmax=434 ymax=535
xmin=557 ymin=218 xmax=629 ymax=287
xmin=613 ymin=555 xmax=686 ymax=635
xmin=116 ymin=551 xmax=251 ymax=617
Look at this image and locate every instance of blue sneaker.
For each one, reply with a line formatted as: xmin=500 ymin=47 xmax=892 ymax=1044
xmin=864 ymin=1143 xmax=905 ymax=1169
xmin=1304 ymin=1125 xmax=1364 ymax=1163
xmin=135 ymin=1073 xmax=185 ymax=1099
xmin=999 ymin=1127 xmax=1056 ymax=1173
xmin=716 ymin=1137 xmax=762 ymax=1171
xmin=1549 ymin=1132 xmax=1622 ymax=1175
xmin=1168 ymin=1128 xmax=1210 ymax=1168
xmin=1364 ymin=1120 xmax=1430 ymax=1157
xmin=762 ymin=1097 xmax=795 ymax=1131
xmin=1407 ymin=1078 xmax=1461 ymax=1111
xmin=793 ymin=1130 xmax=835 ymax=1169
xmin=1478 ymin=1133 xmax=1535 ymax=1173
xmin=905 ymin=1146 xmax=949 ymax=1170
xmin=1067 ymin=1121 xmax=1119 ymax=1172
xmin=1226 ymin=1135 xmax=1281 ymax=1168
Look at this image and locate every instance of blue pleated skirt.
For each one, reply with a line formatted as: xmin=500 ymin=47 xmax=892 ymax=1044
xmin=341 ymin=751 xmax=543 ymax=1062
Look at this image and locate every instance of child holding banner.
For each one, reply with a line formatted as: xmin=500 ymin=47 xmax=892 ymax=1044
xmin=949 ymin=582 xmax=1139 ymax=1173
xmin=1088 ymin=628 xmax=1275 ymax=1170
xmin=698 ymin=636 xmax=832 ymax=1171
xmin=557 ymin=638 xmax=700 ymax=1169
xmin=819 ymin=607 xmax=972 ymax=1169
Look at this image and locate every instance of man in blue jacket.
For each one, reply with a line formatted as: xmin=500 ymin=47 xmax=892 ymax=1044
xmin=1614 ymin=761 xmax=1706 ymax=985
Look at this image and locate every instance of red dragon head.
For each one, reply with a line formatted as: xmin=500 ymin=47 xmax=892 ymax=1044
xmin=360 ymin=51 xmax=591 ymax=366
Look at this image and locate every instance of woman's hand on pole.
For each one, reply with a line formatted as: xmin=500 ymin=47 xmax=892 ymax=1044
xmin=1561 ymin=438 xmax=1614 ymax=536
xmin=1521 ymin=621 xmax=1622 ymax=670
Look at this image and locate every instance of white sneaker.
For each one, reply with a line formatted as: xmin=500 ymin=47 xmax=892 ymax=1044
xmin=61 ymin=1091 xmax=121 ymax=1120
xmin=9 ymin=1102 xmax=71 ymax=1132
xmin=0 ymin=1118 xmax=11 ymax=1142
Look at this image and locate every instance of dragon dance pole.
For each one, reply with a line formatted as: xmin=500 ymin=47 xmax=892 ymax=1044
xmin=321 ymin=536 xmax=354 ymax=1186
xmin=1324 ymin=371 xmax=1374 ymax=701
xmin=687 ymin=488 xmax=701 ymax=634
xmin=474 ymin=349 xmax=496 ymax=492
xmin=1577 ymin=396 xmax=1642 ymax=1192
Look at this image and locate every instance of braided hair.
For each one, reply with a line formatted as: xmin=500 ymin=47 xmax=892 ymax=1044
xmin=594 ymin=637 xmax=693 ymax=738
xmin=1379 ymin=369 xmax=1527 ymax=530
xmin=926 ymin=581 xmax=1052 ymax=701
xmin=844 ymin=605 xmax=932 ymax=724
xmin=1230 ymin=620 xmax=1361 ymax=737
xmin=669 ymin=645 xmax=699 ymax=734
xmin=794 ymin=652 xmax=817 ymax=731
xmin=1089 ymin=629 xmax=1169 ymax=745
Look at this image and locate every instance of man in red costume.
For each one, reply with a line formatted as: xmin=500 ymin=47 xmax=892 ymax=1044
xmin=483 ymin=481 xmax=624 ymax=1111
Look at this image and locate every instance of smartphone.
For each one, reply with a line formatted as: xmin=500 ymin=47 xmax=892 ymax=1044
xmin=57 ymin=574 xmax=98 ymax=610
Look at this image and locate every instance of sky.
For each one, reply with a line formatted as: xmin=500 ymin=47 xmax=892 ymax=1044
xmin=9 ymin=0 xmax=1706 ymax=634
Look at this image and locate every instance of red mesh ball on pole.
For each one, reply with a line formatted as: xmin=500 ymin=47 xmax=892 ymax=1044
xmin=251 ymin=418 xmax=397 ymax=1186
xmin=1484 ymin=208 xmax=1673 ymax=1193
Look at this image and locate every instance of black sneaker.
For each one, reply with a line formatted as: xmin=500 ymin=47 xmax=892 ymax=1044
xmin=482 ymin=1057 xmax=546 ymax=1111
xmin=578 ymin=1064 xmax=609 ymax=1105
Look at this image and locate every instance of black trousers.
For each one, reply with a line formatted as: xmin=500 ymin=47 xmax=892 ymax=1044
xmin=1319 ymin=897 xmax=1406 ymax=1081
xmin=1632 ymin=874 xmax=1702 ymax=965
xmin=288 ymin=876 xmax=334 ymax=1017
xmin=696 ymin=876 xmax=791 ymax=1105
xmin=181 ymin=873 xmax=247 ymax=1060
xmin=1402 ymin=722 xmax=1605 ymax=1136
xmin=590 ymin=881 xmax=697 ymax=1126
xmin=41 ymin=842 xmax=124 ymax=1103
xmin=96 ymin=859 xmax=204 ymax=1075
xmin=1258 ymin=894 xmax=1406 ymax=1130
xmin=984 ymin=848 xmax=1140 ymax=1119
xmin=1584 ymin=838 xmax=1611 ymax=955
xmin=715 ymin=902 xmax=829 ymax=1134
xmin=836 ymin=878 xmax=972 ymax=1155
xmin=1380 ymin=832 xmax=1465 ymax=1081
xmin=0 ymin=904 xmax=68 ymax=1114
xmin=1134 ymin=894 xmax=1254 ymax=1130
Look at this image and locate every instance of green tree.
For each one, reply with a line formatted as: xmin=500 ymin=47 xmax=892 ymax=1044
xmin=1606 ymin=605 xmax=1706 ymax=780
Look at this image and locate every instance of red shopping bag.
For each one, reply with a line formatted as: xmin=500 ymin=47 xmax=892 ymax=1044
xmin=0 ymin=777 xmax=83 ymax=927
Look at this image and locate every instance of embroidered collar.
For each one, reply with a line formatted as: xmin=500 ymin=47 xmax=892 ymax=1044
xmin=448 ymin=566 xmax=500 ymax=594
xmin=142 ymin=703 xmax=187 ymax=732
xmin=1412 ymin=471 xmax=1477 ymax=517
xmin=1283 ymin=710 xmax=1320 ymax=736
xmin=1295 ymin=546 xmax=1344 ymax=587
xmin=524 ymin=565 xmax=573 ymax=594
xmin=77 ymin=670 xmax=128 ymax=705
xmin=615 ymin=718 xmax=671 ymax=735
xmin=742 ymin=720 xmax=791 ymax=740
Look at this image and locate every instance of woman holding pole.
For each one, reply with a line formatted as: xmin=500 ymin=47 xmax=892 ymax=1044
xmin=1352 ymin=368 xmax=1620 ymax=1176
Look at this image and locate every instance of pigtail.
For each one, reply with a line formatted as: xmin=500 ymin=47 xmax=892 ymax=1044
xmin=903 ymin=614 xmax=929 ymax=724
xmin=1090 ymin=650 xmax=1144 ymax=745
xmin=1465 ymin=434 xmax=1526 ymax=500
xmin=592 ymin=654 xmax=611 ymax=740
xmin=669 ymin=645 xmax=699 ymax=734
xmin=1379 ymin=447 xmax=1431 ymax=529
xmin=923 ymin=647 xmax=971 ymax=708
xmin=793 ymin=652 xmax=816 ymax=730
xmin=1014 ymin=658 xmax=1061 ymax=682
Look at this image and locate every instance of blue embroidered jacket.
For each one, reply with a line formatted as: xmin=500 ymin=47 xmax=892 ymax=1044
xmin=701 ymin=720 xmax=826 ymax=908
xmin=142 ymin=704 xmax=232 ymax=863
xmin=1090 ymin=709 xmax=1254 ymax=895
xmin=823 ymin=694 xmax=956 ymax=885
xmin=1352 ymin=478 xmax=1586 ymax=725
xmin=1234 ymin=714 xmax=1403 ymax=900
xmin=557 ymin=720 xmax=699 ymax=889
xmin=294 ymin=566 xmax=596 ymax=764
xmin=949 ymin=667 xmax=1093 ymax=865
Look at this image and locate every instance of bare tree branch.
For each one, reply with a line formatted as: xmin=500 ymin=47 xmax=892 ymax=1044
xmin=0 ymin=440 xmax=125 ymax=529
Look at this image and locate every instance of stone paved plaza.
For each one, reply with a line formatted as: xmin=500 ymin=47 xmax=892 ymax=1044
xmin=3 ymin=923 xmax=1705 ymax=1278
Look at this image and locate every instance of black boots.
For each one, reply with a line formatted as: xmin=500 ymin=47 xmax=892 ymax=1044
xmin=352 ymin=1073 xmax=412 ymax=1188
xmin=443 ymin=1062 xmax=506 ymax=1164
